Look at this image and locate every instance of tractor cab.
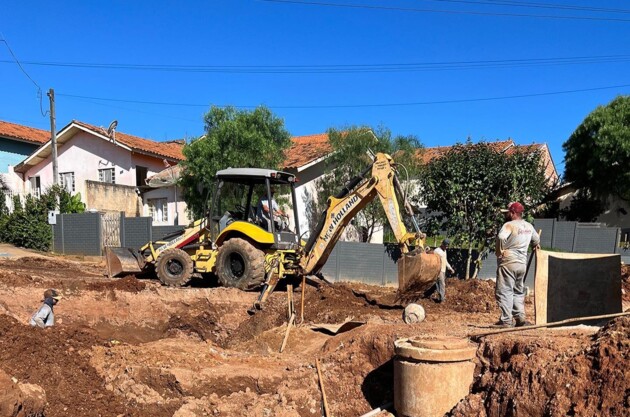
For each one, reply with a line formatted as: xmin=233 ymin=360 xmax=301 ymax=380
xmin=210 ymin=168 xmax=301 ymax=250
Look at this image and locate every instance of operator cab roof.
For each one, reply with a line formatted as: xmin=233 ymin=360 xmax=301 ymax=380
xmin=215 ymin=168 xmax=296 ymax=184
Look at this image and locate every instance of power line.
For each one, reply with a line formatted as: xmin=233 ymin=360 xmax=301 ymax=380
xmin=2 ymin=54 xmax=630 ymax=74
xmin=0 ymin=33 xmax=48 ymax=117
xmin=425 ymin=0 xmax=630 ymax=14
xmin=261 ymin=0 xmax=630 ymax=22
xmin=66 ymin=95 xmax=200 ymax=123
xmin=57 ymin=83 xmax=630 ymax=109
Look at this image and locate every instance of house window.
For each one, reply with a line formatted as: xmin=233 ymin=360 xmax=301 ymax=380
xmin=59 ymin=172 xmax=75 ymax=193
xmin=136 ymin=166 xmax=148 ymax=186
xmin=29 ymin=176 xmax=41 ymax=197
xmin=99 ymin=168 xmax=115 ymax=184
xmin=148 ymin=198 xmax=168 ymax=223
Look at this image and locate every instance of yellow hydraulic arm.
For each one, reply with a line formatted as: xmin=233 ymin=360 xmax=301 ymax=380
xmin=300 ymin=152 xmax=426 ymax=275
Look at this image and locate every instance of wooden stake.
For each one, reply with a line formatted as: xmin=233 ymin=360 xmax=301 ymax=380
xmin=469 ymin=311 xmax=630 ymax=338
xmin=316 ymin=358 xmax=331 ymax=417
xmin=300 ymin=275 xmax=306 ymax=324
xmin=286 ymin=284 xmax=294 ymax=320
xmin=280 ymin=313 xmax=295 ymax=353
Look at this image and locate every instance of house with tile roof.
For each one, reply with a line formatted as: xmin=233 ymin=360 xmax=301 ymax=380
xmin=418 ymin=139 xmax=559 ymax=186
xmin=283 ymin=135 xmax=560 ymax=242
xmin=0 ymin=120 xmax=50 ymax=193
xmin=109 ymin=131 xmax=558 ymax=236
xmin=282 ymin=133 xmax=342 ymax=239
xmin=11 ymin=120 xmax=189 ymax=225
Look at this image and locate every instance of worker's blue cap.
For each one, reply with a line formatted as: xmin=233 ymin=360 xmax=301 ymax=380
xmin=442 ymin=239 xmax=451 ymax=246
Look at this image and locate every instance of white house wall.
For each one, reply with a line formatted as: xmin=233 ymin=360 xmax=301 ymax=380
xmin=143 ymin=186 xmax=191 ymax=226
xmin=291 ymin=160 xmax=384 ymax=243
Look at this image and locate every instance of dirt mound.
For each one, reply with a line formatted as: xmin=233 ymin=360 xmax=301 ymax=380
xmin=450 ymin=316 xmax=630 ymax=417
xmin=0 ymin=314 xmax=180 ymax=417
xmin=2 ymin=257 xmax=84 ymax=271
xmin=86 ymin=275 xmax=147 ymax=293
xmin=445 ymin=278 xmax=497 ymax=313
xmin=0 ymin=270 xmax=39 ymax=287
xmin=374 ymin=278 xmax=498 ymax=314
xmin=225 ymin=283 xmax=401 ymax=349
xmin=0 ymin=368 xmax=46 ymax=417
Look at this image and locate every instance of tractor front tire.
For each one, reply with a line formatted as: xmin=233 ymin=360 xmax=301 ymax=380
xmin=155 ymin=248 xmax=194 ymax=287
xmin=216 ymin=238 xmax=266 ymax=290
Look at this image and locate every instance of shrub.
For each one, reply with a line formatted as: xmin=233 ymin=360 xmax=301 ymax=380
xmin=0 ymin=186 xmax=84 ymax=251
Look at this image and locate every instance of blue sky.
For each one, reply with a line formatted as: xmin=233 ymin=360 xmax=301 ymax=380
xmin=2 ymin=0 xmax=630 ymax=175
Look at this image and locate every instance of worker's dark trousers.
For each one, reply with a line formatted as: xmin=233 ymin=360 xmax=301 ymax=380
xmin=495 ymin=263 xmax=526 ymax=324
xmin=436 ymin=271 xmax=446 ymax=301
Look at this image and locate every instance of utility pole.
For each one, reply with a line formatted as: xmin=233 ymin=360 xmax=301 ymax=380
xmin=47 ymin=88 xmax=58 ymax=185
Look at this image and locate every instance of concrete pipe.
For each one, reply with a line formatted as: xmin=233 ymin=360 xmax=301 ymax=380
xmin=394 ymin=336 xmax=477 ymax=417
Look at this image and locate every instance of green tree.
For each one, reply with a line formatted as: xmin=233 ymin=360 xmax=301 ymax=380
xmin=563 ymin=95 xmax=630 ymax=219
xmin=180 ymin=105 xmax=292 ymax=217
xmin=418 ymin=141 xmax=551 ymax=279
xmin=305 ymin=126 xmax=423 ymax=242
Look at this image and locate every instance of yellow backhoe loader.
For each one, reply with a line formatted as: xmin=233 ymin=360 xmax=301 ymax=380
xmin=106 ymin=152 xmax=440 ymax=306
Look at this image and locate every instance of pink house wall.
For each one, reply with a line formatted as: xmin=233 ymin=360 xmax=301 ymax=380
xmin=22 ymin=130 xmax=170 ymax=204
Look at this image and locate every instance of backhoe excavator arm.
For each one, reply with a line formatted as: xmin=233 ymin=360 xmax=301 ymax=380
xmin=251 ymin=152 xmax=441 ymax=311
xmin=300 ymin=152 xmax=426 ymax=275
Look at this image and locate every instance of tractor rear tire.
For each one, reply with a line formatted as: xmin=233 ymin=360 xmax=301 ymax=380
xmin=215 ymin=238 xmax=266 ymax=290
xmin=155 ymin=248 xmax=194 ymax=287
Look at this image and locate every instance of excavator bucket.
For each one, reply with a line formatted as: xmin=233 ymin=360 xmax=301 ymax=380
xmin=105 ymin=247 xmax=143 ymax=278
xmin=397 ymin=249 xmax=442 ymax=299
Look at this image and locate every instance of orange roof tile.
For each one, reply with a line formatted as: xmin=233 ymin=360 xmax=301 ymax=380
xmin=284 ymin=133 xmax=332 ymax=169
xmin=72 ymin=120 xmax=184 ymax=161
xmin=0 ymin=120 xmax=50 ymax=144
xmin=418 ymin=139 xmax=516 ymax=164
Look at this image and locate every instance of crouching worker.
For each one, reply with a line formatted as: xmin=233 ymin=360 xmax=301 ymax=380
xmin=29 ymin=289 xmax=62 ymax=328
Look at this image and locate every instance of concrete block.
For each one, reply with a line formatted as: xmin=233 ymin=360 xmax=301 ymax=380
xmin=534 ymin=250 xmax=622 ymax=324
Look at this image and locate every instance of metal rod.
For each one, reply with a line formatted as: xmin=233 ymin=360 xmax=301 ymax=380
xmin=524 ymin=229 xmax=542 ymax=284
xmin=469 ymin=311 xmax=630 ymax=338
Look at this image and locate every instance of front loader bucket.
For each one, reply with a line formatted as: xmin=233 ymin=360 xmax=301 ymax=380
xmin=397 ymin=249 xmax=441 ymax=298
xmin=105 ymin=247 xmax=143 ymax=278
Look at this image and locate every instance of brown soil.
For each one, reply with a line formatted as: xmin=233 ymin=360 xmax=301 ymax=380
xmin=87 ymin=275 xmax=147 ymax=293
xmin=450 ymin=317 xmax=630 ymax=417
xmin=0 ymin=315 xmax=180 ymax=417
xmin=0 ymin=255 xmax=626 ymax=417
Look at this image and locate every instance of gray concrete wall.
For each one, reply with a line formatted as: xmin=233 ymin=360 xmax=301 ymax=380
xmin=52 ymin=213 xmax=102 ymax=256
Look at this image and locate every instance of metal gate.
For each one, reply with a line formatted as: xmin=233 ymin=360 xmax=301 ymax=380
xmin=101 ymin=212 xmax=121 ymax=248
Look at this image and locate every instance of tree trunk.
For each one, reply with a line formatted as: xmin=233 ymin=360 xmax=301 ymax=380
xmin=465 ymin=242 xmax=473 ymax=280
xmin=472 ymin=247 xmax=488 ymax=279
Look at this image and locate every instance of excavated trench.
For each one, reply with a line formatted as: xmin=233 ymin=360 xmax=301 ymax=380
xmin=0 ymin=257 xmax=628 ymax=417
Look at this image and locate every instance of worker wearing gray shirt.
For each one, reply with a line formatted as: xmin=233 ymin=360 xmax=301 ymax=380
xmin=494 ymin=202 xmax=540 ymax=328
xmin=29 ymin=289 xmax=62 ymax=328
